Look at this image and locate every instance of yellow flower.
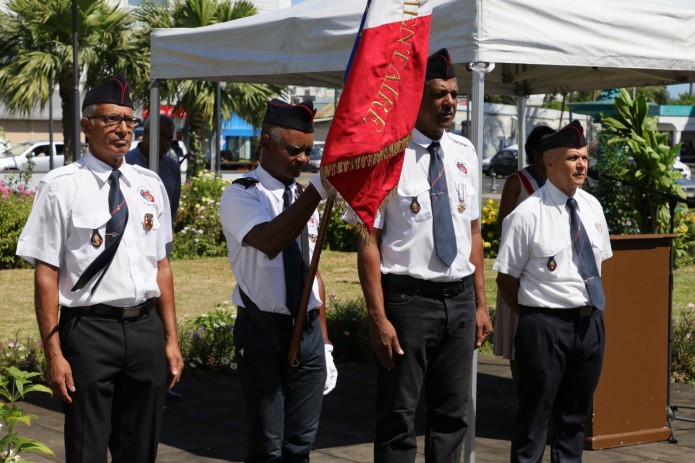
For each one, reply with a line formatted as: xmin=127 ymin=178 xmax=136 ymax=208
xmin=483 ymin=241 xmax=491 ymax=248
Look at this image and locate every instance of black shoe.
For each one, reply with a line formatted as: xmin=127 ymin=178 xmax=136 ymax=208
xmin=165 ymin=389 xmax=184 ymax=401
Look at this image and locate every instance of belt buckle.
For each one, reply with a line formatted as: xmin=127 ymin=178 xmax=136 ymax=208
xmin=122 ymin=307 xmax=142 ymax=319
xmin=579 ymin=306 xmax=594 ymax=317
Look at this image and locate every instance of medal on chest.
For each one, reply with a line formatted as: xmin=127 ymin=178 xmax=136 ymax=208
xmin=456 ymin=182 xmax=466 ymax=213
xmin=90 ymin=229 xmax=103 ymax=248
xmin=410 ymin=196 xmax=421 ymax=214
xmin=144 ymin=213 xmax=154 ymax=231
xmin=547 ymin=256 xmax=557 ymax=271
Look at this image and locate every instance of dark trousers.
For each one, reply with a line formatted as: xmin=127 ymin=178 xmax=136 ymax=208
xmin=374 ymin=277 xmax=477 ymax=463
xmin=59 ymin=310 xmax=167 ymax=463
xmin=511 ymin=307 xmax=605 ymax=463
xmin=234 ymin=312 xmax=326 ymax=463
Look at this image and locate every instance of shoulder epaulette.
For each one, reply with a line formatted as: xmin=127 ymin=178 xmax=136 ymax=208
xmin=233 ymin=177 xmax=260 ymax=189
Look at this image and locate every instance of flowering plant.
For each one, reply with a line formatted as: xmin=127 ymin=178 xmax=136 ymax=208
xmin=0 ymin=180 xmax=34 ymax=269
xmin=172 ymin=171 xmax=231 ymax=259
xmin=178 ymin=303 xmax=237 ymax=373
xmin=480 ymin=199 xmax=501 ymax=258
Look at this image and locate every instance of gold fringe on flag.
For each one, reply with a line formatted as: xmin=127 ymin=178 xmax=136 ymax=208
xmin=319 ymin=134 xmax=413 ymax=179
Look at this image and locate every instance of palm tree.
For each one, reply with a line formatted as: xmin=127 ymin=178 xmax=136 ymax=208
xmin=135 ymin=0 xmax=284 ymax=173
xmin=0 ymin=0 xmax=149 ymax=163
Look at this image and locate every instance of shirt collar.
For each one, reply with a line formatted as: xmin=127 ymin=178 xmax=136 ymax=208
xmin=412 ymin=127 xmax=443 ymax=150
xmin=545 ymin=179 xmax=575 ymax=210
xmin=254 ymin=165 xmax=296 ymax=202
xmin=82 ymin=151 xmax=133 ymax=187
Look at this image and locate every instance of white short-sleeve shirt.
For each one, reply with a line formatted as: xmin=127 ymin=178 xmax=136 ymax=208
xmin=219 ymin=166 xmax=321 ymax=314
xmin=16 ymin=151 xmax=172 ymax=307
xmin=375 ymin=128 xmax=480 ymax=282
xmin=493 ymin=180 xmax=613 ymax=309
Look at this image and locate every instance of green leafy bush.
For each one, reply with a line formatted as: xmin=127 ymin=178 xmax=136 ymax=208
xmin=325 ymin=292 xmax=371 ymax=362
xmin=172 ymin=171 xmax=231 ymax=259
xmin=0 ymin=181 xmax=34 ymax=270
xmin=178 ymin=303 xmax=237 ymax=374
xmin=323 ymin=197 xmax=358 ymax=252
xmin=671 ymin=304 xmax=695 ymax=383
xmin=601 ymin=89 xmax=683 ymax=234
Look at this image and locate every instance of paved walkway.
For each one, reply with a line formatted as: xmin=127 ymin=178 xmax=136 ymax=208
xmin=17 ymin=355 xmax=695 ymax=462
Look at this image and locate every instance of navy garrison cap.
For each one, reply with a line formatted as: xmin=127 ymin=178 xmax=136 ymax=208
xmin=426 ymin=48 xmax=456 ymax=80
xmin=82 ymin=75 xmax=133 ymax=110
xmin=540 ymin=120 xmax=587 ymax=154
xmin=263 ymin=98 xmax=316 ymax=133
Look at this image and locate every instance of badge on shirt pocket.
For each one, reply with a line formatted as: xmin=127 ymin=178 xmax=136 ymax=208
xmin=144 ymin=213 xmax=154 ymax=231
xmin=91 ymin=229 xmax=103 ymax=248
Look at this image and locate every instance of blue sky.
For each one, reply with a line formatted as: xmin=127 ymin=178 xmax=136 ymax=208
xmin=669 ymin=83 xmax=692 ymax=99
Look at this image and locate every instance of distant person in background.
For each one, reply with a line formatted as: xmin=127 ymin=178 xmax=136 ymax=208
xmin=126 ymin=115 xmax=181 ymax=226
xmin=493 ymin=125 xmax=555 ymax=381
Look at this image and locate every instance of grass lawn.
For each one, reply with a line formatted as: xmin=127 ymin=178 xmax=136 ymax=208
xmin=1 ymin=252 xmax=694 ymax=340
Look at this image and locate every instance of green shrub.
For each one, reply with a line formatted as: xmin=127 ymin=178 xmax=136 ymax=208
xmin=325 ymin=292 xmax=372 ymax=363
xmin=323 ymin=197 xmax=359 ymax=252
xmin=672 ymin=304 xmax=695 ymax=383
xmin=0 ymin=181 xmax=34 ymax=270
xmin=172 ymin=171 xmax=231 ymax=259
xmin=178 ymin=303 xmax=237 ymax=374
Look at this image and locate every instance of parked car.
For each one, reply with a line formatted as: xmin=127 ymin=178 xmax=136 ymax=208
xmin=488 ymin=144 xmax=518 ymax=178
xmin=0 ymin=141 xmax=64 ymax=172
xmin=481 ymin=157 xmax=491 ymax=176
xmin=304 ymin=141 xmax=324 ymax=172
xmin=676 ymin=177 xmax=695 ymax=207
xmin=673 ymin=157 xmax=691 ymax=180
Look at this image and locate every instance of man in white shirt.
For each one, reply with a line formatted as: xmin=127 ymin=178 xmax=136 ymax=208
xmin=495 ymin=120 xmax=612 ymax=463
xmin=219 ymin=98 xmax=337 ymax=462
xmin=16 ymin=75 xmax=183 ymax=463
xmin=357 ymin=48 xmax=492 ymax=463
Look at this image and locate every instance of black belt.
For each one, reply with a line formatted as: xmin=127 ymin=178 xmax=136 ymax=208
xmin=236 ymin=306 xmax=319 ymax=324
xmin=62 ymin=299 xmax=154 ymax=320
xmin=381 ymin=273 xmax=471 ymax=299
xmin=519 ymin=305 xmax=596 ymax=318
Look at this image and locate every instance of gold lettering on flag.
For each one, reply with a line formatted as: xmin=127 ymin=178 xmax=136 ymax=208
xmin=362 ymin=1 xmax=421 ymax=133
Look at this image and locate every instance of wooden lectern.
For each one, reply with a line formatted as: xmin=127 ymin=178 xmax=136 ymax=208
xmin=585 ymin=234 xmax=676 ymax=449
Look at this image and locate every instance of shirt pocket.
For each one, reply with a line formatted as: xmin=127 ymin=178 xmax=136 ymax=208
xmin=531 ymin=241 xmax=573 ymax=279
xmin=397 ymin=179 xmax=432 ymax=223
xmin=70 ymin=209 xmax=111 ymax=260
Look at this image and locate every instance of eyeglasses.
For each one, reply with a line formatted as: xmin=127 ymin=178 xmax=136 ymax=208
xmin=88 ymin=115 xmax=142 ymax=128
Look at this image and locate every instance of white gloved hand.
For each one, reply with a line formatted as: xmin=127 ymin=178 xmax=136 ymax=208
xmin=309 ymin=174 xmax=327 ymax=200
xmin=324 ymin=344 xmax=338 ymax=395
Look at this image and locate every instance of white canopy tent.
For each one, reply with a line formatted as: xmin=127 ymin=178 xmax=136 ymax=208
xmin=149 ymin=0 xmax=695 ymax=167
xmin=148 ymin=2 xmax=695 ymax=459
xmin=151 ymin=0 xmax=695 ymax=93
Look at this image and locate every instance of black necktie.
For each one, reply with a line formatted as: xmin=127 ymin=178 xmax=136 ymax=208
xmin=72 ymin=170 xmax=129 ymax=293
xmin=428 ymin=142 xmax=457 ymax=267
xmin=282 ymin=186 xmax=308 ymax=316
xmin=567 ymin=197 xmax=605 ymax=310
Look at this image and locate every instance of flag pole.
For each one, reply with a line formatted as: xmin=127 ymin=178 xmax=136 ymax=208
xmin=284 ymin=193 xmax=335 ymax=387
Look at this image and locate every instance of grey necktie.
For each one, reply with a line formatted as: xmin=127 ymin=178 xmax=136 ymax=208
xmin=567 ymin=197 xmax=605 ymax=310
xmin=428 ymin=142 xmax=457 ymax=267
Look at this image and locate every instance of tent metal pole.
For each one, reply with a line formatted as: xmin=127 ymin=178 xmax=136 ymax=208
xmin=149 ymin=80 xmax=161 ymax=175
xmin=464 ymin=61 xmax=488 ymax=463
xmin=517 ymin=97 xmax=527 ymax=169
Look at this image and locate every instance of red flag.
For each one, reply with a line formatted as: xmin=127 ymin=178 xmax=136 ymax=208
xmin=320 ymin=0 xmax=432 ymax=232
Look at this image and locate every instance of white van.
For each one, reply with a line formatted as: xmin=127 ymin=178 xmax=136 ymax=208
xmin=0 ymin=141 xmax=64 ymax=172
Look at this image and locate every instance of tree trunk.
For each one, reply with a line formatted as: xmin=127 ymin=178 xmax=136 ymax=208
xmin=59 ymin=70 xmax=77 ymax=165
